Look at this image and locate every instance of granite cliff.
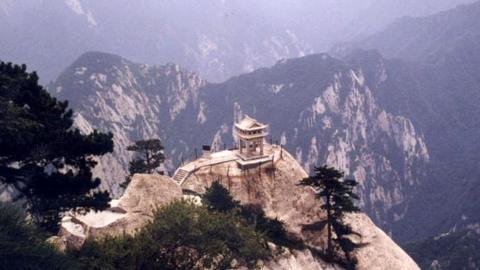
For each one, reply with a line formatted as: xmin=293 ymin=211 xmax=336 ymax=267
xmin=58 ymin=145 xmax=419 ymax=270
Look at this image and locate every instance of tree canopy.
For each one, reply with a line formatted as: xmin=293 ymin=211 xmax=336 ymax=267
xmin=0 ymin=62 xmax=113 ymax=232
xmin=202 ymin=181 xmax=239 ymax=212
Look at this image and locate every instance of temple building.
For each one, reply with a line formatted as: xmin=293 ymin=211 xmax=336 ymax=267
xmin=234 ymin=115 xmax=272 ymax=167
xmin=172 ymin=115 xmax=276 ymax=184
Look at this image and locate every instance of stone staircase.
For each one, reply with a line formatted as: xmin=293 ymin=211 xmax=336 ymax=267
xmin=172 ymin=168 xmax=189 ymax=185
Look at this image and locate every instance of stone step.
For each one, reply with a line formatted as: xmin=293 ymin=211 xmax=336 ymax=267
xmin=172 ymin=169 xmax=189 ymax=184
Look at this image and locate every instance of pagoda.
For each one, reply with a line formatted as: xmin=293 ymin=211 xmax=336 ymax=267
xmin=234 ymin=115 xmax=271 ymax=167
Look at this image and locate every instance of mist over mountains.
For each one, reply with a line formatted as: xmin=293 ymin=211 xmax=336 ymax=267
xmin=2 ymin=1 xmax=480 ymax=268
xmin=0 ymin=0 xmax=475 ymax=84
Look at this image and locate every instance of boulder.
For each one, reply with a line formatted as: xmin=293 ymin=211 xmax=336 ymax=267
xmin=58 ymin=174 xmax=182 ymax=248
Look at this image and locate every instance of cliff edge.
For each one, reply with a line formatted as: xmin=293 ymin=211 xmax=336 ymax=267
xmin=58 ymin=144 xmax=418 ymax=269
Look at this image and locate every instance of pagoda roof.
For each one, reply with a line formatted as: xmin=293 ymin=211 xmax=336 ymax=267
xmin=235 ymin=115 xmax=268 ymax=130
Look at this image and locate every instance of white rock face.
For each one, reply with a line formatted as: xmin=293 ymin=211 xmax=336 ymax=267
xmin=293 ymin=71 xmax=429 ymax=230
xmin=347 ymin=214 xmax=419 ymax=270
xmin=53 ymin=52 xmax=205 ymax=196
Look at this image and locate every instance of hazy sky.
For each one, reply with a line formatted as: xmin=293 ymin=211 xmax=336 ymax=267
xmin=0 ymin=0 xmax=475 ymax=82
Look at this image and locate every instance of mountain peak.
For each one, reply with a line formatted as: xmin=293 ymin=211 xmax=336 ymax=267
xmin=70 ymin=51 xmax=129 ymax=70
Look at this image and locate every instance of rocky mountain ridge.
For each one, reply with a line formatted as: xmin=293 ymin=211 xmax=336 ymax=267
xmin=349 ymin=0 xmax=480 ymax=64
xmin=0 ymin=0 xmax=313 ymax=83
xmin=54 ymin=51 xmax=205 ymax=192
xmin=51 ymin=50 xmax=429 ymax=239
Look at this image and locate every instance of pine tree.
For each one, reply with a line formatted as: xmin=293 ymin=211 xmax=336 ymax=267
xmin=300 ymin=165 xmax=361 ymax=266
xmin=0 ymin=62 xmax=113 ymax=232
xmin=121 ymin=139 xmax=165 ymax=189
xmin=126 ymin=139 xmax=165 ymax=174
xmin=202 ymin=181 xmax=239 ymax=212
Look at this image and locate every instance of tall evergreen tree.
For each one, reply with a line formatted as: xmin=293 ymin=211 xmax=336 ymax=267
xmin=0 ymin=62 xmax=113 ymax=232
xmin=300 ymin=165 xmax=361 ymax=267
xmin=121 ymin=139 xmax=165 ymax=189
xmin=126 ymin=139 xmax=165 ymax=174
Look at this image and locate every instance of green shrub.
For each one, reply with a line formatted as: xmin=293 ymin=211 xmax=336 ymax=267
xmin=73 ymin=201 xmax=270 ymax=270
xmin=203 ymin=181 xmax=303 ymax=249
xmin=0 ymin=202 xmax=77 ymax=270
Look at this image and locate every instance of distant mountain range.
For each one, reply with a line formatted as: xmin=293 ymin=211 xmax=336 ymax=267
xmin=340 ymin=0 xmax=478 ymax=41
xmin=349 ymin=0 xmax=480 ymax=64
xmin=1 ymin=0 xmax=475 ymax=84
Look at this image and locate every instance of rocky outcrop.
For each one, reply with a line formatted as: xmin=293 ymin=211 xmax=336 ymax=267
xmin=60 ymin=145 xmax=419 ymax=269
xmin=180 ymin=144 xmax=419 ymax=270
xmin=262 ymin=248 xmax=340 ymax=270
xmin=181 ymin=144 xmax=318 ymax=235
xmin=58 ymin=174 xmax=182 ymax=249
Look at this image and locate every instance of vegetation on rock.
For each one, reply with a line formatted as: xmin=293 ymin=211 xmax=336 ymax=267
xmin=203 ymin=181 xmax=302 ymax=249
xmin=71 ymin=182 xmax=302 ymax=269
xmin=72 ymin=200 xmax=270 ymax=270
xmin=202 ymin=180 xmax=240 ymax=212
xmin=127 ymin=139 xmax=165 ymax=174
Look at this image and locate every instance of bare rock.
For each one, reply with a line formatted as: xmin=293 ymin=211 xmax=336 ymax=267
xmin=262 ymin=248 xmax=340 ymax=270
xmin=180 ymin=145 xmax=419 ymax=269
xmin=346 ymin=213 xmax=419 ymax=270
xmin=46 ymin=236 xmax=67 ymax=252
xmin=59 ymin=174 xmax=182 ymax=247
xmin=181 ymin=144 xmax=322 ymax=236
